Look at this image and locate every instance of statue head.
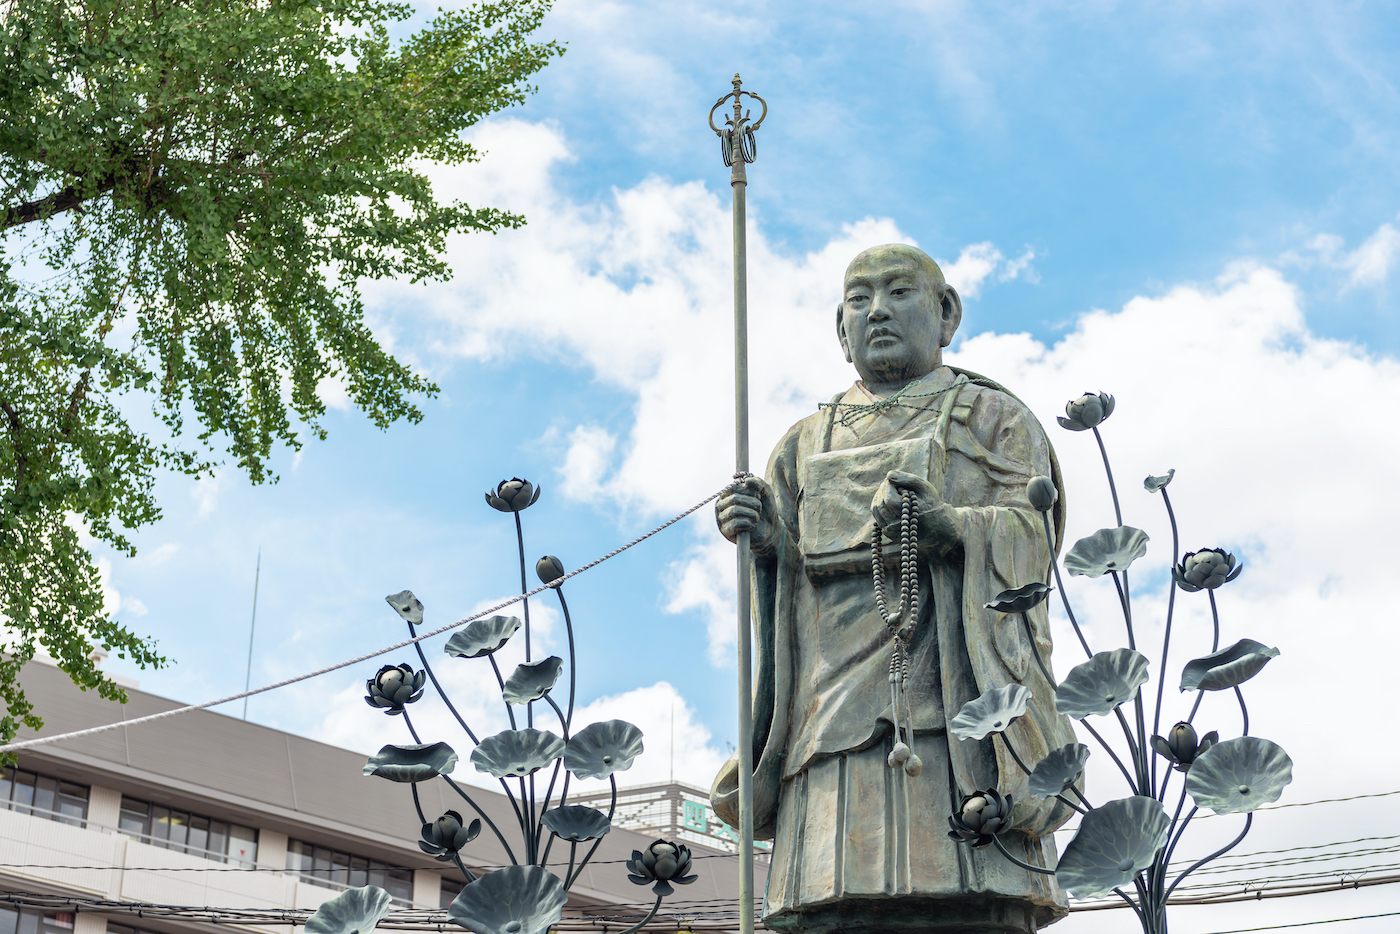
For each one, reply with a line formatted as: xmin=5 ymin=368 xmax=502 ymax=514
xmin=837 ymin=243 xmax=963 ymax=390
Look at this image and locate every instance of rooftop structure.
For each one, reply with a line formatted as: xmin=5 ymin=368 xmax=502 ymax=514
xmin=0 ymin=661 xmax=764 ymax=933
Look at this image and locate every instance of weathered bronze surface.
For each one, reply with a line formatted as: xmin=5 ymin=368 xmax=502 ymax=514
xmin=713 ymin=244 xmax=1078 ymax=933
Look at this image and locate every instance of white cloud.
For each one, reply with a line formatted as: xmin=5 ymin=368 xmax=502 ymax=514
xmin=190 ymin=471 xmax=225 ymax=517
xmin=940 ymin=241 xmax=1038 ymax=298
xmin=134 ymin=542 xmax=180 ymax=567
xmin=1303 ymin=221 xmax=1400 ymax=287
xmin=557 ymin=425 xmax=618 ymax=503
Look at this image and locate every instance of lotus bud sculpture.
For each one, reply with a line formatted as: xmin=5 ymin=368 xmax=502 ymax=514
xmin=364 ymin=663 xmax=426 ymax=715
xmin=358 ymin=480 xmax=694 ymax=934
xmin=949 ymin=387 xmax=1295 ymax=934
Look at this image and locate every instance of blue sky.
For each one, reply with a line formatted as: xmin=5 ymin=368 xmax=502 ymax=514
xmin=70 ymin=2 xmax=1400 ymax=930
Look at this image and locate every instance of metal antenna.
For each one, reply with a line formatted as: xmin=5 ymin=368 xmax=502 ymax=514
xmin=242 ymin=548 xmax=261 ymax=720
xmin=708 ymin=72 xmax=767 ymax=934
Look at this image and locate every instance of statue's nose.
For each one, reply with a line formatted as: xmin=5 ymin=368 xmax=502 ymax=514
xmin=869 ymin=295 xmax=891 ymax=320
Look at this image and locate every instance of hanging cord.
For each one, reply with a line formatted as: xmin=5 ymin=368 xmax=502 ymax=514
xmin=0 ymin=485 xmax=729 ymax=755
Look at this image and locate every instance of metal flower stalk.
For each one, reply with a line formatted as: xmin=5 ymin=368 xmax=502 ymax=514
xmin=347 ymin=482 xmax=696 ymax=934
xmin=948 ymin=392 xmax=1291 ymax=934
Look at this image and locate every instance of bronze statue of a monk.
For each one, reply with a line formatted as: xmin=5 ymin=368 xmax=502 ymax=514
xmin=712 ymin=244 xmax=1076 ymax=934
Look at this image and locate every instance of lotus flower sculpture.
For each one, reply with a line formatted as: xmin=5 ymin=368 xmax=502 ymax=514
xmin=958 ymin=387 xmax=1294 ymax=933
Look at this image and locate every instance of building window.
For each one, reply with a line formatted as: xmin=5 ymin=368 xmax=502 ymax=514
xmin=0 ymin=907 xmax=76 ymax=934
xmin=286 ymin=839 xmax=414 ymax=904
xmin=0 ymin=768 xmax=88 ymax=827
xmin=118 ymin=796 xmax=257 ymax=866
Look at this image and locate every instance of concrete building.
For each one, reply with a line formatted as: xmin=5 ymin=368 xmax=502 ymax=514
xmin=0 ymin=661 xmax=763 ymax=934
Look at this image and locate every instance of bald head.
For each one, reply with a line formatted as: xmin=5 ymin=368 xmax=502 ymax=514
xmin=844 ymin=244 xmax=947 ymax=292
xmin=837 ymin=243 xmax=963 ymax=394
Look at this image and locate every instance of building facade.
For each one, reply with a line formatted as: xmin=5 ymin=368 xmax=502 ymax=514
xmin=0 ymin=661 xmax=763 ymax=933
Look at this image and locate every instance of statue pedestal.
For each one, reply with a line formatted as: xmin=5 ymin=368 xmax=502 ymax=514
xmin=763 ymin=894 xmax=1055 ymax=934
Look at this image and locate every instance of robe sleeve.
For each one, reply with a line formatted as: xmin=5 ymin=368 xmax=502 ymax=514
xmin=711 ymin=418 xmax=807 ymax=839
xmin=939 ymin=387 xmax=1079 ymax=838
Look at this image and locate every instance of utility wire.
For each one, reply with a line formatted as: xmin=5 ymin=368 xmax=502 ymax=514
xmin=0 ymin=486 xmax=726 ymax=755
xmin=1202 ymin=912 xmax=1400 ymax=933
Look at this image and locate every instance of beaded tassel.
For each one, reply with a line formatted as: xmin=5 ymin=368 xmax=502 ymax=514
xmin=874 ymin=489 xmax=921 ymax=776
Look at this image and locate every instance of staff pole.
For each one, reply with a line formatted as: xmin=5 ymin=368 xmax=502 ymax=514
xmin=708 ymin=73 xmax=767 ymax=934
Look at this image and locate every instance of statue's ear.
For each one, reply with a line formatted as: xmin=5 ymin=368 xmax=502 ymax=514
xmin=836 ymin=303 xmax=854 ymax=363
xmin=939 ymin=285 xmax=963 ymax=348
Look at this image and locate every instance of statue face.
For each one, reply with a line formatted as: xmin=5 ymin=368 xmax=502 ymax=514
xmin=838 ymin=254 xmax=960 ymax=388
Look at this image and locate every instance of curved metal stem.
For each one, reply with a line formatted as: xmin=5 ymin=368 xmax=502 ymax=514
xmin=612 ymin=894 xmax=665 ymax=934
xmin=1186 ymin=689 xmax=1204 ymax=726
xmin=1208 ymin=589 xmax=1221 ymax=653
xmin=442 ymin=775 xmax=518 ymax=865
xmin=1053 ymin=793 xmax=1087 ymax=815
xmin=488 ymin=655 xmax=518 ymax=731
xmin=1042 ymin=512 xmax=1093 ymax=659
xmin=554 ymin=587 xmax=577 ymax=731
xmin=409 ymin=782 xmax=427 ymax=825
xmin=402 ymin=710 xmax=422 ymax=744
xmin=1132 ymin=875 xmax=1154 ymax=934
xmin=1112 ymin=706 xmax=1145 ymax=790
xmin=1110 ymin=571 xmax=1135 ymax=650
xmin=1077 ymin=717 xmax=1138 ymax=795
xmin=407 ymin=621 xmax=480 ymax=745
xmin=1161 ymin=805 xmax=1199 ymax=874
xmin=1235 ymin=686 xmax=1249 ymax=736
xmin=1164 ymin=813 xmax=1253 ymax=902
xmin=449 ymin=852 xmax=477 ymax=884
xmin=991 ymin=834 xmax=1056 ymax=874
xmin=565 ymin=840 xmax=577 ymax=892
xmin=1068 ymin=782 xmax=1093 ymax=810
xmin=1150 ymin=487 xmax=1181 ymax=796
xmin=1092 ymin=426 xmax=1122 ymax=527
xmin=545 ymin=694 xmax=569 ymax=740
xmin=514 ymin=512 xmax=532 ymax=729
xmin=566 ymin=775 xmax=616 ymax=888
xmin=994 ymin=730 xmax=1034 ymax=776
xmin=1019 ymin=612 xmax=1056 ymax=686
xmin=1112 ymin=887 xmax=1145 ymax=927
xmin=538 ymin=772 xmax=570 ymax=868
xmin=519 ymin=775 xmax=534 ymax=862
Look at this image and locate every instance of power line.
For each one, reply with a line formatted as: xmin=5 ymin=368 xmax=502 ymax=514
xmin=1203 ymin=912 xmax=1400 ymax=933
xmin=0 ymin=486 xmax=725 ymax=756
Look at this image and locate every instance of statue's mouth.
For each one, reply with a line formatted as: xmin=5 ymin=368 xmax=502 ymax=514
xmin=868 ymin=327 xmax=900 ymax=345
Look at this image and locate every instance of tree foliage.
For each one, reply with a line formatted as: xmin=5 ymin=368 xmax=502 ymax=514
xmin=0 ymin=0 xmax=562 ymax=746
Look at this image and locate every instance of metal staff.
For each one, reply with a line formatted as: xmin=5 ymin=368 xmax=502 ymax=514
xmin=708 ymin=72 xmax=767 ymax=934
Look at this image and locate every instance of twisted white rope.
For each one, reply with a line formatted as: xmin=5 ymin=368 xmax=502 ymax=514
xmin=0 ymin=486 xmax=726 ymax=754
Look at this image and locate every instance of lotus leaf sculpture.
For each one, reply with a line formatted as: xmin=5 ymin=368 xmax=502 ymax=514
xmin=1064 ymin=526 xmax=1149 ymax=578
xmin=1026 ymin=743 xmax=1092 ymax=799
xmin=1179 ymin=639 xmax=1279 ymax=692
xmin=564 ymin=720 xmax=645 ymax=780
xmin=362 ymin=742 xmax=457 ymax=782
xmin=445 ymin=616 xmax=523 ymax=659
xmin=1056 ymin=796 xmax=1170 ymax=899
xmin=471 ymin=729 xmax=565 ymax=778
xmin=304 ymin=885 xmax=393 ymax=934
xmin=541 ymin=805 xmax=612 ymax=842
xmin=1184 ymin=736 xmax=1294 ymax=814
xmin=502 ymin=657 xmax=563 ymax=705
xmin=384 ymin=591 xmax=424 ymax=625
xmin=1144 ymin=470 xmax=1174 ymax=493
xmin=1055 ymin=648 xmax=1150 ymax=719
xmin=950 ymin=684 xmax=1032 ymax=741
xmin=983 ymin=582 xmax=1053 ymax=614
xmin=447 ymin=865 xmax=565 ymax=934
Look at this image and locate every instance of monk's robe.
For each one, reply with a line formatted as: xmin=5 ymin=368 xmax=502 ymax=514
xmin=713 ymin=366 xmax=1078 ymax=934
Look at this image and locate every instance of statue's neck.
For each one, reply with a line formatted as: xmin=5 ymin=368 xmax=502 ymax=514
xmin=859 ymin=366 xmax=946 ymax=399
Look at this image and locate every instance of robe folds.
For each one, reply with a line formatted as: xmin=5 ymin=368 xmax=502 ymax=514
xmin=711 ymin=366 xmax=1079 ymax=931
